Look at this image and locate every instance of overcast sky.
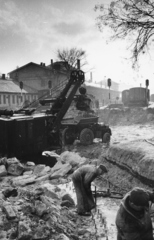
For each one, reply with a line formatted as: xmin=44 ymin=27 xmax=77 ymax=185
xmin=1 ymin=0 xmax=154 ymax=92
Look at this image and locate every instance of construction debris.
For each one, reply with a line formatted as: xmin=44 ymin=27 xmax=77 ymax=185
xmin=0 ymin=152 xmax=113 ymax=240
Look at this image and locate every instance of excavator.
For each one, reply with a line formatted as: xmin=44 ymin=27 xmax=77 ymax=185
xmin=0 ymin=69 xmax=111 ymax=161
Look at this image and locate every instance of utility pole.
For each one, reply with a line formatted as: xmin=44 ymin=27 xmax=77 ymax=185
xmin=107 ymin=78 xmax=111 ymax=103
xmin=145 ymin=79 xmax=149 ymax=106
xmin=48 ymin=80 xmax=52 ymax=107
xmin=19 ymin=81 xmax=23 ymax=103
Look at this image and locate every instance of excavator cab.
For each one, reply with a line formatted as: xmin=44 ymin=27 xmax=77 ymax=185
xmin=75 ymin=86 xmax=93 ymax=112
xmin=76 ymin=94 xmax=92 ymax=111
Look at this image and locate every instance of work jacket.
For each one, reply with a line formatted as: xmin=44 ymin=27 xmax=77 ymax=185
xmin=72 ymin=165 xmax=98 ymax=190
xmin=72 ymin=165 xmax=98 ymax=213
xmin=116 ymin=192 xmax=153 ymax=240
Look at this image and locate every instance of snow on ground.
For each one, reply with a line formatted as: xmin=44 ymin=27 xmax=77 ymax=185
xmin=111 ymin=123 xmax=154 ymax=143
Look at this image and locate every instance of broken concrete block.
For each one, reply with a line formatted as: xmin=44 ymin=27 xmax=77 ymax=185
xmin=35 ymin=173 xmax=51 ymax=183
xmin=0 ymin=215 xmax=4 ymax=227
xmin=33 ymin=164 xmax=46 ymax=175
xmin=3 ymin=204 xmax=16 ymax=219
xmin=35 ymin=166 xmax=51 ymax=177
xmin=60 ymin=151 xmax=87 ymax=167
xmin=0 ymin=157 xmax=7 ymax=165
xmin=23 ymin=162 xmax=35 ymax=172
xmin=23 ymin=170 xmax=33 ymax=175
xmin=18 ymin=221 xmax=32 ymax=240
xmin=26 ymin=161 xmax=35 ymax=166
xmin=12 ymin=175 xmax=36 ymax=186
xmin=0 ymin=191 xmax=5 ymax=200
xmin=7 ymin=163 xmax=24 ymax=176
xmin=6 ymin=157 xmax=19 ymax=166
xmin=0 ymin=165 xmax=7 ymax=177
xmin=40 ymin=183 xmax=59 ymax=200
xmin=51 ymin=161 xmax=64 ymax=172
xmin=51 ymin=163 xmax=72 ymax=178
xmin=56 ymin=234 xmax=69 ymax=240
xmin=0 ymin=230 xmax=7 ymax=239
xmin=35 ymin=201 xmax=48 ymax=217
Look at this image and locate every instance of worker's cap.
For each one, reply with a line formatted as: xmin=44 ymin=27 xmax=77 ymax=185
xmin=99 ymin=164 xmax=108 ymax=173
xmin=129 ymin=187 xmax=150 ymax=207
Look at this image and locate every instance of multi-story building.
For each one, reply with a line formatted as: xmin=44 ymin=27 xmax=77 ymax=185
xmin=8 ymin=60 xmax=69 ymax=98
xmin=5 ymin=59 xmax=121 ymax=109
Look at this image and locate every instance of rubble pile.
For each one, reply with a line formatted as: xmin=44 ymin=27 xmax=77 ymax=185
xmin=0 ymin=184 xmax=79 ymax=240
xmin=0 ymin=152 xmax=102 ymax=240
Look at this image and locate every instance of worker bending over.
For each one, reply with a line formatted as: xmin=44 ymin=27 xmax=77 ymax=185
xmin=116 ymin=187 xmax=154 ymax=240
xmin=72 ymin=164 xmax=108 ymax=216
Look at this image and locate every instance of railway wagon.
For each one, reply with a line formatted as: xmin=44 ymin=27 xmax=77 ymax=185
xmin=121 ymin=90 xmax=129 ymax=106
xmin=122 ymin=87 xmax=150 ymax=107
xmin=150 ymin=94 xmax=154 ymax=102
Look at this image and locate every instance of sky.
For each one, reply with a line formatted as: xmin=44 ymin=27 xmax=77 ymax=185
xmin=0 ymin=0 xmax=154 ymax=93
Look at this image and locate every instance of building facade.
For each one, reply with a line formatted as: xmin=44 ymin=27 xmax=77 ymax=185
xmin=8 ymin=60 xmax=69 ymax=96
xmin=6 ymin=59 xmax=121 ymax=109
xmin=85 ymin=84 xmax=120 ymax=107
xmin=0 ymin=75 xmax=38 ymax=109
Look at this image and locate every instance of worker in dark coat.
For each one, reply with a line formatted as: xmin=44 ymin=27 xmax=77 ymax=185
xmin=72 ymin=164 xmax=108 ymax=216
xmin=116 ymin=187 xmax=154 ymax=240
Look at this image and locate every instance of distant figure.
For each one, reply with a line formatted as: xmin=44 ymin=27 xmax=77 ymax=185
xmin=116 ymin=187 xmax=154 ymax=240
xmin=72 ymin=164 xmax=108 ymax=216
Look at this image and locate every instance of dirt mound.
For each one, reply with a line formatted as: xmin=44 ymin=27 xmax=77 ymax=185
xmin=98 ymin=107 xmax=154 ymax=126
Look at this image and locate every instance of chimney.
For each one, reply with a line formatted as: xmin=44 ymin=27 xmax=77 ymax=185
xmin=51 ymin=59 xmax=53 ymax=66
xmin=2 ymin=74 xmax=5 ymax=80
xmin=77 ymin=59 xmax=80 ymax=69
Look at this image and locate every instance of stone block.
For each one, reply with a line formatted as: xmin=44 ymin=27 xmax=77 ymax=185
xmin=3 ymin=204 xmax=16 ymax=219
xmin=7 ymin=163 xmax=24 ymax=176
xmin=51 ymin=163 xmax=72 ymax=178
xmin=6 ymin=157 xmax=19 ymax=166
xmin=0 ymin=165 xmax=7 ymax=177
xmin=33 ymin=164 xmax=46 ymax=175
xmin=40 ymin=183 xmax=59 ymax=200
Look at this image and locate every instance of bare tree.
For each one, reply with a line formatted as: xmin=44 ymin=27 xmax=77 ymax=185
xmin=56 ymin=47 xmax=87 ymax=70
xmin=95 ymin=0 xmax=154 ymax=66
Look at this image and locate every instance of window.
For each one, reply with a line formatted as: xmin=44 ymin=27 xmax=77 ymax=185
xmin=8 ymin=95 xmax=10 ymax=104
xmin=12 ymin=95 xmax=15 ymax=104
xmin=17 ymin=95 xmax=19 ymax=104
xmin=3 ymin=95 xmax=6 ymax=104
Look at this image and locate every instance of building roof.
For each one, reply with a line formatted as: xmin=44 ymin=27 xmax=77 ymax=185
xmin=8 ymin=61 xmax=71 ymax=77
xmin=0 ymin=79 xmax=27 ymax=93
xmin=47 ymin=61 xmax=74 ymax=72
xmin=8 ymin=62 xmax=51 ymax=74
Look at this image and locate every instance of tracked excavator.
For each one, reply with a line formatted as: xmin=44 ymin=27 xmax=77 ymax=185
xmin=0 ymin=69 xmax=111 ymax=161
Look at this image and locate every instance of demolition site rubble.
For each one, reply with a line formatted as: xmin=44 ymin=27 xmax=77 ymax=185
xmin=0 ymin=151 xmax=113 ymax=240
xmin=1 ymin=107 xmax=154 ymax=240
